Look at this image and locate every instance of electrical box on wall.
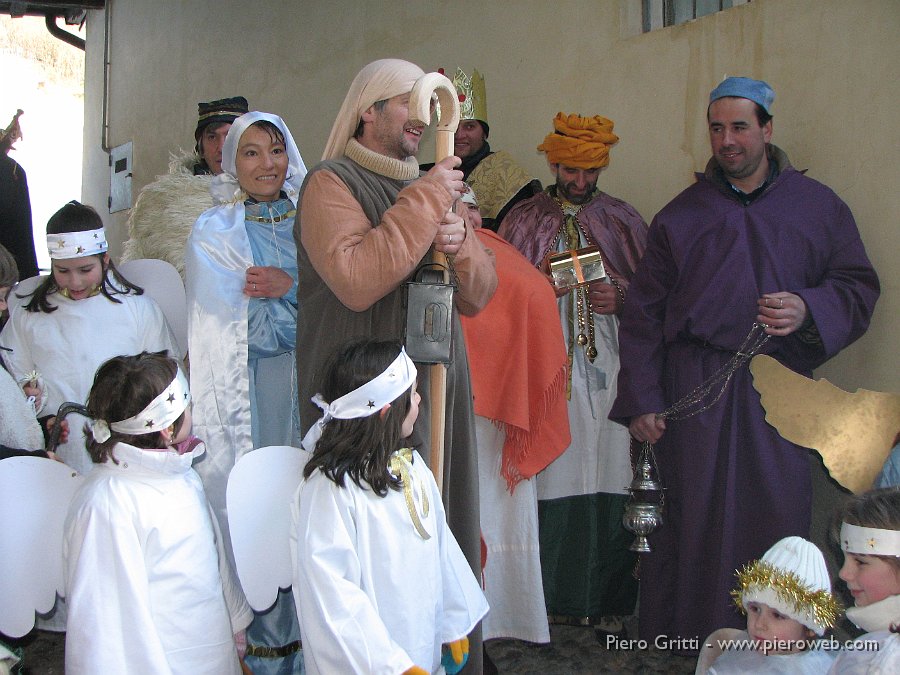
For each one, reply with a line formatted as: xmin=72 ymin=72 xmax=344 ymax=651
xmin=109 ymin=141 xmax=132 ymax=213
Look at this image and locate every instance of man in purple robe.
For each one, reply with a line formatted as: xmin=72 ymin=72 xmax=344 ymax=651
xmin=609 ymin=77 xmax=880 ymax=649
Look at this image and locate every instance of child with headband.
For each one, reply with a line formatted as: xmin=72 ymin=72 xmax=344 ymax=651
xmin=63 ymin=351 xmax=251 ymax=674
xmin=0 ymin=202 xmax=179 ymax=475
xmin=292 ymin=339 xmax=488 ymax=675
xmin=698 ymin=536 xmax=840 ymax=673
xmin=1 ymin=243 xmax=45 ymax=456
xmin=828 ymin=487 xmax=900 ymax=672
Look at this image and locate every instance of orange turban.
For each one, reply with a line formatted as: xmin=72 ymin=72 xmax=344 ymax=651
xmin=537 ymin=112 xmax=619 ymax=169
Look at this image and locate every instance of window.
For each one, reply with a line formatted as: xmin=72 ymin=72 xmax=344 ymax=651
xmin=642 ymin=0 xmax=751 ymax=32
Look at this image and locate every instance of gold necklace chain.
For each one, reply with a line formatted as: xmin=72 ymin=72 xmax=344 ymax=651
xmin=552 ymin=194 xmax=600 ymax=365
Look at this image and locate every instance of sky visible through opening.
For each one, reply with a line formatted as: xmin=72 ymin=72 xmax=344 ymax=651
xmin=2 ymin=15 xmax=85 ymax=273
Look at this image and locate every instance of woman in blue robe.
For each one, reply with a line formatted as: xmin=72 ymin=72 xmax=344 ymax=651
xmin=186 ymin=111 xmax=307 ymax=674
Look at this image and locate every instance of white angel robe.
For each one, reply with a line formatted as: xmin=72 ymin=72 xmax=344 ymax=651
xmin=64 ymin=442 xmax=251 ymax=675
xmin=828 ymin=595 xmax=900 ymax=674
xmin=0 ymin=290 xmax=180 ymax=474
xmin=292 ymin=449 xmax=489 ymax=674
xmin=0 ymin=363 xmax=44 ymax=451
xmin=709 ymin=646 xmax=835 ymax=674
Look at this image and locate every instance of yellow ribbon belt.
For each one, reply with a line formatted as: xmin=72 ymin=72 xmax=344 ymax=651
xmin=389 ymin=448 xmax=431 ymax=540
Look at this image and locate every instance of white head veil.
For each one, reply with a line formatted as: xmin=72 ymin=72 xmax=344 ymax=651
xmin=210 ymin=111 xmax=307 ymax=205
xmin=322 ymin=59 xmax=425 ymax=161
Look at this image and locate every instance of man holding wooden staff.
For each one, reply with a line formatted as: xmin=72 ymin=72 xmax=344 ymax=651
xmin=294 ymin=58 xmax=497 ymax=671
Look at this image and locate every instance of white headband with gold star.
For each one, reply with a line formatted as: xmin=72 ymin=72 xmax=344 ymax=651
xmin=47 ymin=228 xmax=108 ymax=260
xmin=301 ymin=348 xmax=417 ymax=451
xmin=841 ymin=522 xmax=900 ymax=557
xmin=92 ymin=369 xmax=191 ymax=443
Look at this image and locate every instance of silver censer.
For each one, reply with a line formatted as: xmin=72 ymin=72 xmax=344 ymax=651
xmin=622 ymin=442 xmax=665 ymax=553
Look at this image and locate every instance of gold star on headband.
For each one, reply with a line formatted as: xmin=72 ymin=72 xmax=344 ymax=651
xmin=57 ymin=239 xmax=66 ymax=248
xmin=167 ymin=393 xmax=176 ymax=403
xmin=367 ymin=400 xmax=375 ymax=408
xmin=92 ymin=233 xmax=99 ymax=238
xmin=76 ymin=246 xmax=84 ymax=254
xmin=868 ymin=538 xmax=876 ymax=549
xmin=145 ymin=420 xmax=154 ymax=428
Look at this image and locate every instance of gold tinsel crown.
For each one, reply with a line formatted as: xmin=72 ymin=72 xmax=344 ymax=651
xmin=732 ymin=560 xmax=841 ymax=632
xmin=449 ymin=67 xmax=487 ymax=124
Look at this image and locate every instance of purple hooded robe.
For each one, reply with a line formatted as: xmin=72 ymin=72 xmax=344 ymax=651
xmin=609 ymin=145 xmax=879 ymax=647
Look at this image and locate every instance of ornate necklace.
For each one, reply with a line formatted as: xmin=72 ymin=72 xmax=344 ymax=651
xmin=550 ymin=194 xmax=598 ymax=399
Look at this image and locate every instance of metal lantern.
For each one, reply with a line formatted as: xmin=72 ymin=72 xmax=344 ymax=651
xmin=622 ymin=442 xmax=665 ymax=553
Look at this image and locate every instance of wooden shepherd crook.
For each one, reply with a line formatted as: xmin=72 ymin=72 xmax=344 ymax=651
xmin=407 ymin=71 xmax=460 ymax=494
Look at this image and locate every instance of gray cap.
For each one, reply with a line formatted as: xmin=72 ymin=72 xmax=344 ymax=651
xmin=709 ymin=77 xmax=775 ymax=114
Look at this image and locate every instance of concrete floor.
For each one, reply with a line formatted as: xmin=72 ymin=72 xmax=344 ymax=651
xmin=8 ymin=618 xmax=700 ymax=675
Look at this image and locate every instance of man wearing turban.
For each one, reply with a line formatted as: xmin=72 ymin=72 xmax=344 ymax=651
xmin=294 ymin=59 xmax=497 ymax=673
xmin=499 ymin=112 xmax=648 ymax=641
xmin=610 ymin=77 xmax=880 ymax=649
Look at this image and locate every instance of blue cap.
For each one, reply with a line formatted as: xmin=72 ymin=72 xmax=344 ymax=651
xmin=709 ymin=77 xmax=775 ymax=114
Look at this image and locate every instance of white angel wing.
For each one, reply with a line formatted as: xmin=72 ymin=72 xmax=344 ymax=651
xmin=117 ymin=258 xmax=188 ymax=356
xmin=0 ymin=456 xmax=83 ymax=637
xmin=226 ymin=445 xmax=308 ymax=612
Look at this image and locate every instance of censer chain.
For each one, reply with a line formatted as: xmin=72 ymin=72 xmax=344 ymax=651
xmin=657 ymin=322 xmax=770 ymax=422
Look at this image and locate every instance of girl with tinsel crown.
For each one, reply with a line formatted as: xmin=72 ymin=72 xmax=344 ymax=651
xmin=828 ymin=486 xmax=900 ymax=673
xmin=696 ymin=536 xmax=840 ymax=673
xmin=292 ymin=338 xmax=489 ymax=675
xmin=64 ymin=351 xmax=251 ymax=674
xmin=0 ymin=201 xmax=179 ymax=477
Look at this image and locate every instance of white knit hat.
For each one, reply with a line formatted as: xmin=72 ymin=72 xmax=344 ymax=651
xmin=734 ymin=536 xmax=840 ymax=636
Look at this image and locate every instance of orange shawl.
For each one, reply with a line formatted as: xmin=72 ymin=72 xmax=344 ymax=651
xmin=460 ymin=229 xmax=570 ymax=491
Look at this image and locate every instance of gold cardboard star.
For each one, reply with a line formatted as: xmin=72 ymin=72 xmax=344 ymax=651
xmin=750 ymin=355 xmax=900 ymax=494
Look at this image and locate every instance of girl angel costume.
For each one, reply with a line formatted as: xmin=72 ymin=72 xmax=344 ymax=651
xmin=0 ymin=369 xmax=251 ymax=674
xmin=65 ymin=369 xmax=251 ymax=674
xmin=0 ymin=227 xmax=179 ymax=477
xmin=292 ymin=349 xmax=489 ymax=674
xmin=828 ymin=523 xmax=900 ymax=674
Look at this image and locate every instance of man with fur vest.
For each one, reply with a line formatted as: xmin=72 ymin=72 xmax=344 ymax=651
xmin=121 ymin=96 xmax=248 ymax=279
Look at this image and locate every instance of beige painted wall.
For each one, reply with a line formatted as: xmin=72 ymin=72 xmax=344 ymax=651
xmin=81 ymin=0 xmax=897 ymax=392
